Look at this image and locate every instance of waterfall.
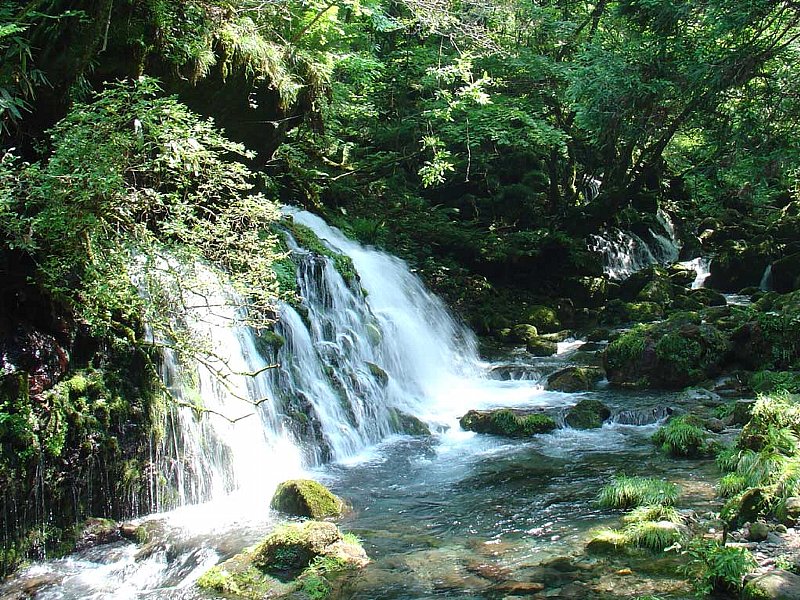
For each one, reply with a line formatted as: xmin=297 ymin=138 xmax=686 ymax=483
xmin=760 ymin=264 xmax=773 ymax=291
xmin=588 ymin=209 xmax=681 ymax=280
xmin=141 ymin=209 xmax=485 ymax=511
xmin=677 ymin=256 xmax=711 ymax=289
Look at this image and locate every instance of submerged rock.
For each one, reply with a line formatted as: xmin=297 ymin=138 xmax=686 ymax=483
xmin=270 ymin=479 xmax=345 ymax=519
xmin=546 ymin=366 xmax=605 ymax=392
xmin=459 ymin=408 xmax=556 ymax=437
xmin=564 ymin=399 xmax=611 ymax=429
xmin=387 ymin=408 xmax=431 ymax=436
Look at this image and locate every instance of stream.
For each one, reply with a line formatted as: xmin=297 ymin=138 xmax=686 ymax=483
xmin=0 ymin=212 xmax=724 ymax=600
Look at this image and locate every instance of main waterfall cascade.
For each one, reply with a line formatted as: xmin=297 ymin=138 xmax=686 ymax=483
xmin=149 ymin=208 xmax=541 ymax=512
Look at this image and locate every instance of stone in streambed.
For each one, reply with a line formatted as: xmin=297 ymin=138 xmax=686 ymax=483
xmin=526 ymin=337 xmax=557 ymax=356
xmin=742 ymin=570 xmax=800 ymax=600
xmin=564 ymin=399 xmax=611 ymax=429
xmin=270 ymin=479 xmax=345 ymax=519
xmin=546 ymin=366 xmax=605 ymax=392
xmin=459 ymin=409 xmax=557 ymax=437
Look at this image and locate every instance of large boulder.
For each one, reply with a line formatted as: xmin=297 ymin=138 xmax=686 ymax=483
xmin=460 ymin=409 xmax=556 ymax=437
xmin=526 ymin=337 xmax=558 ymax=356
xmin=707 ymin=241 xmax=774 ymax=292
xmin=270 ymin=480 xmax=345 ymax=520
xmin=564 ymin=399 xmax=611 ymax=429
xmin=619 ymin=266 xmax=669 ymax=302
xmin=198 ymin=520 xmax=369 ymax=598
xmin=523 ymin=305 xmax=561 ymax=334
xmin=742 ymin=570 xmax=800 ymax=600
xmin=603 ymin=315 xmax=731 ymax=389
xmin=252 ymin=521 xmax=362 ymax=575
xmin=546 ymin=367 xmax=605 ymax=392
xmin=772 ymin=252 xmax=800 ymax=293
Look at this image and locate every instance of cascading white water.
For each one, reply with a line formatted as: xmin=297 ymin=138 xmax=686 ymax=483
xmin=677 ymin=256 xmax=711 ymax=289
xmin=588 ymin=209 xmax=681 ymax=280
xmin=760 ymin=264 xmax=773 ymax=291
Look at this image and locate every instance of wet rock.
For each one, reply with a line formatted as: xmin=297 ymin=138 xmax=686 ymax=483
xmin=387 ymin=408 xmax=431 ymax=436
xmin=564 ymin=399 xmax=611 ymax=430
xmin=546 ymin=366 xmax=605 ymax=392
xmin=73 ymin=517 xmax=121 ymax=552
xmin=459 ymin=408 xmax=557 ymax=437
xmin=784 ymin=498 xmax=800 ymax=524
xmin=366 ymin=361 xmax=389 ymax=386
xmin=742 ymin=570 xmax=800 ymax=600
xmin=749 ymin=522 xmax=770 ymax=542
xmin=0 ymin=325 xmax=69 ymax=399
xmin=688 ymin=288 xmax=727 ymax=307
xmin=252 ymin=520 xmax=366 ymax=575
xmin=586 ymin=530 xmax=627 ymax=554
xmin=704 ymin=417 xmax=725 ymax=433
xmin=707 ymin=241 xmax=774 ymax=292
xmin=526 ymin=337 xmax=558 ymax=357
xmin=465 ymin=560 xmax=512 ymax=581
xmin=491 ymin=581 xmax=545 ymax=595
xmin=510 ymin=324 xmax=539 ymax=345
xmin=773 ymin=252 xmax=800 ymax=293
xmin=270 ymin=479 xmax=345 ymax=519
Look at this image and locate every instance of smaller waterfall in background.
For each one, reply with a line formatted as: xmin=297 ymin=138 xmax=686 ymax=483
xmin=588 ymin=210 xmax=681 ymax=280
xmin=760 ymin=264 xmax=773 ymax=291
xmin=677 ymin=256 xmax=711 ymax=289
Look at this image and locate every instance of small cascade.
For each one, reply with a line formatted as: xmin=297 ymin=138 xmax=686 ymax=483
xmin=678 ymin=256 xmax=711 ymax=289
xmin=582 ymin=176 xmax=602 ymax=202
xmin=587 ymin=210 xmax=681 ymax=280
xmin=610 ymin=406 xmax=673 ymax=426
xmin=760 ymin=264 xmax=773 ymax=291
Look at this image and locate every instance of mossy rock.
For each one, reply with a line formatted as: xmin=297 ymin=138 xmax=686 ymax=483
xmin=636 ymin=278 xmax=676 ymax=306
xmin=707 ymin=240 xmax=774 ymax=292
xmin=668 ymin=264 xmax=697 ymax=286
xmin=742 ymin=570 xmax=800 ymax=600
xmin=387 ymin=408 xmax=431 ymax=436
xmin=618 ymin=266 xmax=669 ymax=302
xmin=585 ymin=529 xmax=628 ymax=555
xmin=526 ymin=337 xmax=557 ymax=356
xmin=459 ymin=409 xmax=556 ymax=437
xmin=772 ymin=252 xmax=800 ymax=294
xmin=603 ymin=315 xmax=731 ymax=389
xmin=365 ymin=362 xmax=389 ymax=386
xmin=270 ymin=480 xmax=345 ymax=520
xmin=523 ymin=305 xmax=561 ymax=334
xmin=509 ymin=324 xmax=539 ymax=344
xmin=199 ymin=521 xmax=369 ymax=598
xmin=599 ymin=299 xmax=663 ymax=325
xmin=722 ymin=487 xmax=768 ymax=528
xmin=689 ymin=288 xmax=727 ymax=307
xmin=252 ymin=521 xmax=368 ymax=578
xmin=564 ymin=399 xmax=611 ymax=429
xmin=71 ymin=518 xmax=121 ymax=552
xmin=546 ymin=367 xmax=605 ymax=392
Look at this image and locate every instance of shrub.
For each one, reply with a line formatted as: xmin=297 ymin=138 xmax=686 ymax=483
xmin=681 ymin=539 xmax=756 ymax=596
xmin=598 ymin=475 xmax=678 ymax=509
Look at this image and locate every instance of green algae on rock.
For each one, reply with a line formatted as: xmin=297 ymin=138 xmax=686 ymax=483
xmin=271 ymin=480 xmax=345 ymax=520
xmin=459 ymin=408 xmax=557 ymax=437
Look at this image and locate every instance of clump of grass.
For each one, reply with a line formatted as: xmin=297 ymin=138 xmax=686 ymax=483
xmin=598 ymin=475 xmax=678 ymax=509
xmin=652 ymin=415 xmax=710 ymax=458
xmin=624 ymin=520 xmax=686 ymax=551
xmin=622 ymin=504 xmax=682 ymax=525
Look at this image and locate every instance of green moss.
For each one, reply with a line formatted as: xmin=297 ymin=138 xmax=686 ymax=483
xmin=197 ymin=565 xmax=277 ymax=599
xmin=270 ymin=480 xmax=345 ymax=519
xmin=523 ymin=305 xmax=561 ymax=334
xmin=564 ymin=398 xmax=611 ymax=429
xmin=459 ymin=409 xmax=556 ymax=437
xmin=605 ymin=327 xmax=647 ymax=373
xmin=287 ymin=221 xmax=358 ymax=284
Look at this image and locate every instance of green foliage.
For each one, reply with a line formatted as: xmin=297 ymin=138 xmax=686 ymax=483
xmin=598 ymin=475 xmax=678 ymax=509
xmin=622 ymin=505 xmax=682 ymax=525
xmin=624 ymin=521 xmax=686 ymax=552
xmin=605 ymin=327 xmax=648 ymax=372
xmin=751 ymin=371 xmax=800 ymax=394
xmin=286 ymin=221 xmax=357 ymax=284
xmin=1 ymin=77 xmax=283 ymax=355
xmin=652 ymin=416 xmax=711 ymax=458
xmin=681 ymin=539 xmax=756 ymax=597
